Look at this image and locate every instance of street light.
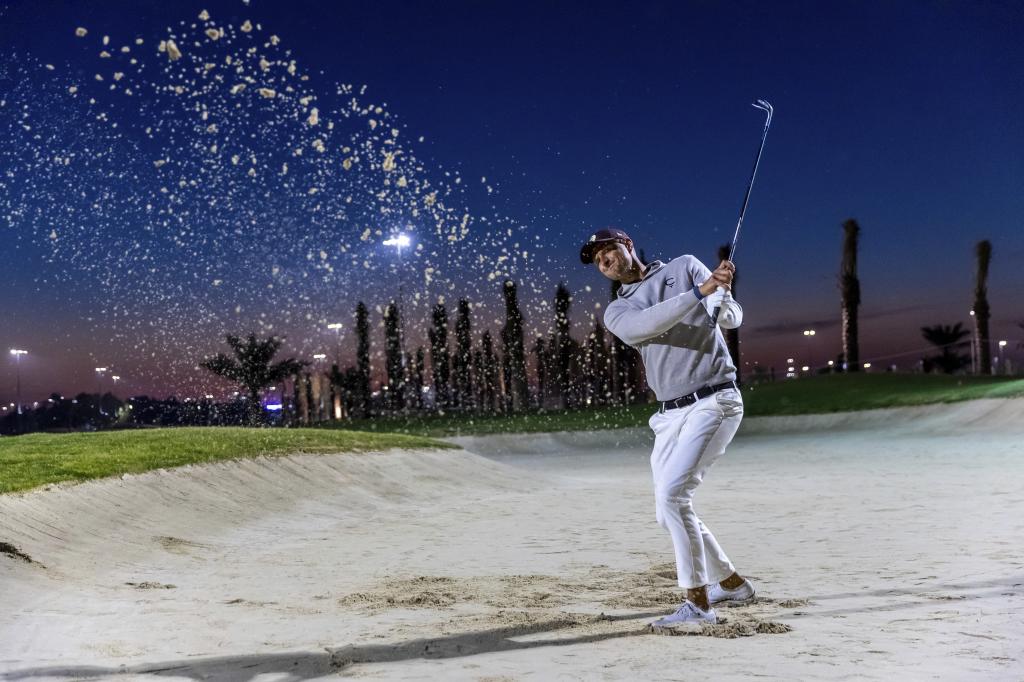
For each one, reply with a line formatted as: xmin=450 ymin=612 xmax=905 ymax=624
xmin=9 ymin=349 xmax=27 ymax=432
xmin=95 ymin=367 xmax=107 ymax=415
xmin=382 ymin=233 xmax=411 ymax=254
xmin=327 ymin=322 xmax=344 ymax=366
xmin=802 ymin=329 xmax=816 ymax=373
xmin=383 ymin=232 xmax=413 ymax=406
xmin=998 ymin=340 xmax=1008 ymax=374
xmin=969 ymin=310 xmax=977 ymax=374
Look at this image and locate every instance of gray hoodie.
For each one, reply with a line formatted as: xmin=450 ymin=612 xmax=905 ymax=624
xmin=603 ymin=255 xmax=743 ymax=401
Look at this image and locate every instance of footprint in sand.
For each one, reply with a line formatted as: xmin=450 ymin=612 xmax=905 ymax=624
xmin=125 ymin=581 xmax=177 ymax=590
xmin=154 ymin=535 xmax=210 ymax=555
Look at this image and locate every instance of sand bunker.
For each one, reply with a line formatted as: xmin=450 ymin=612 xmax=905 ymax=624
xmin=2 ymin=399 xmax=1022 ymax=680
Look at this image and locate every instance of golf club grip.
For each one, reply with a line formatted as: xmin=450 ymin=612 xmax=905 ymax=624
xmin=708 ymin=284 xmax=724 ymax=329
xmin=708 ymin=305 xmax=722 ymax=328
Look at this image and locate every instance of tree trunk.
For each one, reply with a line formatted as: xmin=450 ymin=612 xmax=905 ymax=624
xmin=840 ymin=219 xmax=861 ymax=372
xmin=974 ymin=240 xmax=992 ymax=375
xmin=310 ymin=373 xmax=322 ymax=422
xmin=247 ymin=389 xmax=262 ymax=427
xmin=296 ymin=374 xmax=310 ymax=425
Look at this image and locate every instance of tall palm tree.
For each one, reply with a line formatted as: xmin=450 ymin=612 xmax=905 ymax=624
xmin=920 ymin=323 xmax=970 ymax=374
xmin=201 ymin=334 xmax=308 ymax=426
xmin=973 ymin=240 xmax=992 ymax=375
xmin=840 ymin=219 xmax=861 ymax=372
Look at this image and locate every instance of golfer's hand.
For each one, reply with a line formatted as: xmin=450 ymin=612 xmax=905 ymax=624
xmin=699 ymin=260 xmax=735 ymax=297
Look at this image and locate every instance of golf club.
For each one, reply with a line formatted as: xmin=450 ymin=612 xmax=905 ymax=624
xmin=708 ymin=99 xmax=773 ymax=328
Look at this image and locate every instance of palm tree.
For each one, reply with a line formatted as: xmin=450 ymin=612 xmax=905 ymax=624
xmin=501 ymin=281 xmax=529 ymax=412
xmin=973 ymin=240 xmax=992 ymax=375
xmin=201 ymin=334 xmax=308 ymax=426
xmin=920 ymin=323 xmax=970 ymax=374
xmin=840 ymin=219 xmax=861 ymax=372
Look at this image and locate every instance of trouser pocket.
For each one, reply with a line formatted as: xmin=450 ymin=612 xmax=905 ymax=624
xmin=715 ymin=389 xmax=744 ymax=417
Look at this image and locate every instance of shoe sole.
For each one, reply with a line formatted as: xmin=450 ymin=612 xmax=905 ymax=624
xmin=711 ymin=590 xmax=756 ymax=607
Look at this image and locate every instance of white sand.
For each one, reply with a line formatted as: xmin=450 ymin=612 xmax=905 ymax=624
xmin=1 ymin=399 xmax=1022 ymax=680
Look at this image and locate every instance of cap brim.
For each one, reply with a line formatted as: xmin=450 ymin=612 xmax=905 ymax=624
xmin=580 ymin=239 xmax=621 ymax=264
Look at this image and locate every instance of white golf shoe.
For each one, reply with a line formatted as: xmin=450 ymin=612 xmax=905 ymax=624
xmin=650 ymin=600 xmax=718 ymax=631
xmin=708 ymin=578 xmax=755 ymax=605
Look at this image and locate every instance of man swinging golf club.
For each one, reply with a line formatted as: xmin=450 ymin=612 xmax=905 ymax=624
xmin=582 ymin=229 xmax=754 ymax=629
xmin=583 ymin=99 xmax=771 ymax=630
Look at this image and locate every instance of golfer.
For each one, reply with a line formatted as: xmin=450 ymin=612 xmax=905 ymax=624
xmin=581 ymin=227 xmax=754 ymax=630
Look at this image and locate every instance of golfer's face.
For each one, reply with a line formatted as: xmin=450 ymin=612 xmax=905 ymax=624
xmin=594 ymin=242 xmax=631 ymax=281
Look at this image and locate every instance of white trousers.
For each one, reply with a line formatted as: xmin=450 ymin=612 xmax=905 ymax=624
xmin=649 ymin=387 xmax=744 ymax=589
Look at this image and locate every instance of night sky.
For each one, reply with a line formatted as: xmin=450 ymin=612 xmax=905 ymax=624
xmin=2 ymin=0 xmax=1022 ymax=405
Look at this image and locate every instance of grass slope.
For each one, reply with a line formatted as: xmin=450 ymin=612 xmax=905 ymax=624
xmin=326 ymin=374 xmax=1024 ymax=437
xmin=741 ymin=373 xmax=1024 ymax=415
xmin=3 ymin=375 xmax=1019 ymax=494
xmin=0 ymin=427 xmax=455 ymax=494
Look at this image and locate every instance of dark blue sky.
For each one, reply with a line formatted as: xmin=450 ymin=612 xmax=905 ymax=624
xmin=1 ymin=0 xmax=1022 ymax=403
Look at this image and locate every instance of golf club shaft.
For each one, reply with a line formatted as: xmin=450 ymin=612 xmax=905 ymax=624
xmin=709 ymin=100 xmax=773 ymax=328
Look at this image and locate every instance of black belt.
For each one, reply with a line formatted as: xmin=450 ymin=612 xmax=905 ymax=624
xmin=659 ymin=381 xmax=738 ymax=413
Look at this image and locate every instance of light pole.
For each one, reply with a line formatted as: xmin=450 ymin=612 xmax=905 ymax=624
xmin=312 ymin=354 xmax=328 ymax=422
xmin=327 ymin=323 xmax=344 ymax=367
xmin=10 ymin=349 xmax=27 ymax=433
xmin=383 ymin=233 xmax=411 ymax=328
xmin=383 ymin=233 xmax=412 ymax=404
xmin=969 ymin=310 xmax=977 ymax=374
xmin=802 ymin=329 xmax=816 ymax=373
xmin=95 ymin=367 xmax=107 ymax=416
xmin=998 ymin=340 xmax=1007 ymax=375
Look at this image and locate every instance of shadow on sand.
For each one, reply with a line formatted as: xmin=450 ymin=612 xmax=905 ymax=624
xmin=1 ymin=611 xmax=661 ymax=681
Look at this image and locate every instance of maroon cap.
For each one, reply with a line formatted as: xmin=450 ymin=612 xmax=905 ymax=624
xmin=580 ymin=227 xmax=632 ymax=264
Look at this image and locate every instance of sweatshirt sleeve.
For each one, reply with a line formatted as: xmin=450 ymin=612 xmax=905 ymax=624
xmin=604 ymin=290 xmax=704 ymax=346
xmin=691 ymin=255 xmax=743 ymax=329
xmin=714 ymin=290 xmax=744 ymax=329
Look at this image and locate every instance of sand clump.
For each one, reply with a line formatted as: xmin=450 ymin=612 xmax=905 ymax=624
xmin=651 ymin=614 xmax=793 ymax=638
xmin=776 ymin=598 xmax=814 ymax=608
xmin=336 ymin=563 xmax=794 ymax=642
xmin=0 ymin=542 xmax=45 ymax=568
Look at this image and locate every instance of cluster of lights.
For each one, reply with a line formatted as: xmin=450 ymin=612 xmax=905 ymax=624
xmin=381 ymin=234 xmax=411 ymax=249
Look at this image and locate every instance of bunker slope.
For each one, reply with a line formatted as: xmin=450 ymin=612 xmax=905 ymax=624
xmin=1 ymin=399 xmax=1022 ymax=680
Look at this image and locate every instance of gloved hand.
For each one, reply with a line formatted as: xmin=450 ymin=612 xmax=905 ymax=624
xmin=708 ymin=287 xmax=743 ymax=329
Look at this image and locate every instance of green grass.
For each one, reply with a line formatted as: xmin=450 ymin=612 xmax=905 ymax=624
xmin=740 ymin=373 xmax=1024 ymax=416
xmin=0 ymin=426 xmax=456 ymax=494
xmin=323 ymin=374 xmax=1024 ymax=438
xmin=3 ymin=375 xmax=1020 ymax=494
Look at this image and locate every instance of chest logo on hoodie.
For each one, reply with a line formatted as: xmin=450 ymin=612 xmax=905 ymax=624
xmin=665 ymin=277 xmax=675 ymax=288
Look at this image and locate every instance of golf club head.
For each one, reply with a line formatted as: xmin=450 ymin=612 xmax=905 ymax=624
xmin=753 ymin=99 xmax=773 ymax=120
